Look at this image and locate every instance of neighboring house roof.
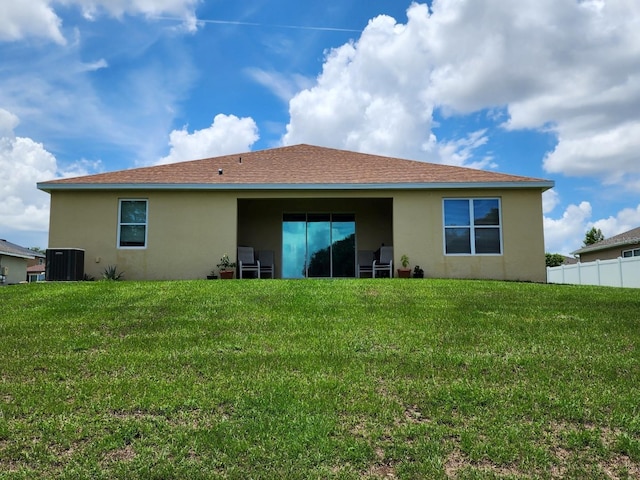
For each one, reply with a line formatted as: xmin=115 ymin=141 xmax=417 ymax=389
xmin=572 ymin=226 xmax=640 ymax=255
xmin=38 ymin=144 xmax=554 ymax=192
xmin=27 ymin=264 xmax=45 ymax=274
xmin=0 ymin=239 xmax=42 ymax=260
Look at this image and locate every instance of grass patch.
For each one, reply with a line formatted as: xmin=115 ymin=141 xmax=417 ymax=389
xmin=1 ymin=279 xmax=639 ymax=478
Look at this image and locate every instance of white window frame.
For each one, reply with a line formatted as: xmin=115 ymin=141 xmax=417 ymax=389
xmin=443 ymin=198 xmax=503 ymax=256
xmin=117 ymin=199 xmax=148 ymax=249
xmin=622 ymin=247 xmax=640 ymax=258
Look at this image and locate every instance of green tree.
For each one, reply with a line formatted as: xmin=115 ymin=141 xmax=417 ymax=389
xmin=545 ymin=253 xmax=565 ymax=267
xmin=583 ymin=227 xmax=604 ymax=246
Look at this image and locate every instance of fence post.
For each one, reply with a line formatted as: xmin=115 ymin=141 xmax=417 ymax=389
xmin=619 ymin=257 xmax=624 ymax=288
xmin=596 ymin=259 xmax=601 ymax=286
xmin=577 ymin=262 xmax=582 ymax=286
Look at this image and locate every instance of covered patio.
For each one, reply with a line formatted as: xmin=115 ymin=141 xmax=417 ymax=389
xmin=237 ymin=197 xmax=393 ymax=278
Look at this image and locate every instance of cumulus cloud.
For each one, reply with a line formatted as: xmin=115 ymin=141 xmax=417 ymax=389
xmin=0 ymin=0 xmax=199 ymax=45
xmin=0 ymin=1 xmax=66 ymax=44
xmin=543 ymin=200 xmax=640 ymax=254
xmin=283 ymin=0 xmax=640 ymax=183
xmin=283 ymin=8 xmax=437 ymax=161
xmin=0 ymin=108 xmax=103 ymax=247
xmin=592 ymin=204 xmax=640 ymax=239
xmin=542 ymin=189 xmax=560 ymax=215
xmin=0 ymin=109 xmax=56 ymax=239
xmin=543 ymin=202 xmax=593 ymax=255
xmin=158 ymin=114 xmax=259 ymax=165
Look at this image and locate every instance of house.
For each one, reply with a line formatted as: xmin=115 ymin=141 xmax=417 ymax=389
xmin=37 ymin=144 xmax=554 ymax=282
xmin=0 ymin=239 xmax=45 ymax=285
xmin=572 ymin=226 xmax=640 ymax=262
xmin=27 ymin=262 xmax=46 ymax=283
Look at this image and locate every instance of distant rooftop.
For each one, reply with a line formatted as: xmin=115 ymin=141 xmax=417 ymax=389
xmin=0 ymin=239 xmax=43 ymax=259
xmin=572 ymin=226 xmax=640 ymax=255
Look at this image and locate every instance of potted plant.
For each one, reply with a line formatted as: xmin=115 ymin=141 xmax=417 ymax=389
xmin=397 ymin=254 xmax=411 ymax=278
xmin=413 ymin=265 xmax=424 ymax=278
xmin=206 ymin=270 xmax=218 ymax=280
xmin=216 ymin=254 xmax=236 ymax=279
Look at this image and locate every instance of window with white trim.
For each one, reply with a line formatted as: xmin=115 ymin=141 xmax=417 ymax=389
xmin=622 ymin=247 xmax=640 ymax=258
xmin=118 ymin=199 xmax=148 ymax=248
xmin=443 ymin=198 xmax=502 ymax=255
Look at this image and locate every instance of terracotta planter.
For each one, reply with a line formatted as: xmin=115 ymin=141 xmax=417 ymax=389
xmin=219 ymin=270 xmax=234 ymax=279
xmin=397 ymin=268 xmax=411 ymax=278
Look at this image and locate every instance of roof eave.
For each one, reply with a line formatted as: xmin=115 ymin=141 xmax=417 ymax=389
xmin=0 ymin=251 xmax=36 ymax=259
xmin=38 ymin=180 xmax=555 ymax=192
xmin=572 ymin=238 xmax=640 ymax=255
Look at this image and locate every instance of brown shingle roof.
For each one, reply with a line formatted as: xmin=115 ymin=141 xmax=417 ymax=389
xmin=0 ymin=239 xmax=41 ymax=259
xmin=572 ymin=226 xmax=640 ymax=255
xmin=38 ymin=144 xmax=553 ymax=190
xmin=27 ymin=264 xmax=45 ymax=274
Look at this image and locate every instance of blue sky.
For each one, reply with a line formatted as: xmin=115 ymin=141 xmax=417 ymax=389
xmin=2 ymin=0 xmax=640 ymax=254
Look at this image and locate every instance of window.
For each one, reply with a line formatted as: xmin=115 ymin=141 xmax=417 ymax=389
xmin=443 ymin=198 xmax=502 ymax=255
xmin=282 ymin=213 xmax=355 ymax=278
xmin=622 ymin=248 xmax=640 ymax=258
xmin=118 ymin=199 xmax=148 ymax=248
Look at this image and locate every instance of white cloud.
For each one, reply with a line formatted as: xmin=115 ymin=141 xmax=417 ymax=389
xmin=158 ymin=114 xmax=259 ymax=165
xmin=284 ymin=0 xmax=640 ymax=182
xmin=427 ymin=129 xmax=497 ymax=170
xmin=542 ymin=189 xmax=560 ymax=215
xmin=283 ymin=8 xmax=437 ymax=161
xmin=0 ymin=109 xmax=20 ymax=136
xmin=543 ymin=201 xmax=592 ymax=255
xmin=0 ymin=109 xmax=55 ymax=241
xmin=246 ymin=68 xmax=314 ymax=103
xmin=0 ymin=0 xmax=199 ymax=45
xmin=0 ymin=10 xmax=200 ymax=166
xmin=543 ymin=122 xmax=640 ymax=188
xmin=0 ymin=108 xmax=101 ymax=248
xmin=592 ymin=204 xmax=640 ymax=238
xmin=70 ymin=0 xmax=200 ymax=32
xmin=544 ymin=200 xmax=640 ymax=254
xmin=79 ymin=58 xmax=109 ymax=72
xmin=0 ymin=1 xmax=66 ymax=44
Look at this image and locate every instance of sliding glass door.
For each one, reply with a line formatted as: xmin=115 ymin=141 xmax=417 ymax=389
xmin=282 ymin=213 xmax=355 ymax=278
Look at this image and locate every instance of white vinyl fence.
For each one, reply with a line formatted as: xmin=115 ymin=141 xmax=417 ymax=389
xmin=547 ymin=256 xmax=640 ymax=288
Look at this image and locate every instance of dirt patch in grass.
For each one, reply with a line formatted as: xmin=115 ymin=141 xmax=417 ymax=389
xmin=363 ymin=446 xmax=397 ymax=479
xmin=402 ymin=404 xmax=431 ymax=425
xmin=444 ymin=446 xmax=524 ymax=478
xmin=102 ymin=444 xmax=136 ymax=465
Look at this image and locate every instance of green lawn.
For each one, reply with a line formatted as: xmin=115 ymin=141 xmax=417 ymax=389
xmin=1 ymin=279 xmax=639 ymax=479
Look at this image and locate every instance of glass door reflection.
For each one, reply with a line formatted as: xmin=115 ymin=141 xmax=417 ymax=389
xmin=307 ymin=214 xmax=331 ymax=277
xmin=331 ymin=214 xmax=355 ymax=277
xmin=282 ymin=213 xmax=355 ymax=278
xmin=282 ymin=214 xmax=307 ymax=279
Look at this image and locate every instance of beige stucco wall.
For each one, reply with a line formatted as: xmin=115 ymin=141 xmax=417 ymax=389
xmin=47 ymin=187 xmax=547 ymax=282
xmin=578 ymin=244 xmax=640 ymax=263
xmin=0 ymin=255 xmax=28 ymax=285
xmin=49 ymin=190 xmax=237 ymax=280
xmin=392 ymin=188 xmax=547 ymax=282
